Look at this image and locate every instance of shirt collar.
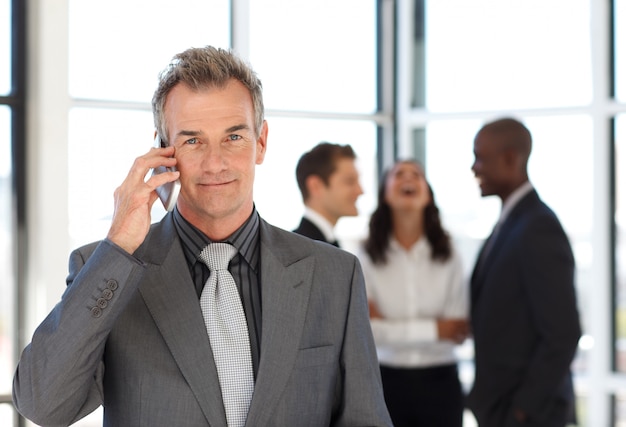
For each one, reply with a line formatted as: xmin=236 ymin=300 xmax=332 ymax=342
xmin=173 ymin=205 xmax=260 ymax=271
xmin=303 ymin=207 xmax=336 ymax=242
xmin=499 ymin=181 xmax=534 ymax=225
xmin=389 ymin=236 xmax=429 ymax=253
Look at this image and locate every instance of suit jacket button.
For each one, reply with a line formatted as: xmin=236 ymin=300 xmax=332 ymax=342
xmin=91 ymin=306 xmax=102 ymax=318
xmin=106 ymin=279 xmax=119 ymax=291
xmin=102 ymin=289 xmax=114 ymax=300
xmin=96 ymin=298 xmax=108 ymax=309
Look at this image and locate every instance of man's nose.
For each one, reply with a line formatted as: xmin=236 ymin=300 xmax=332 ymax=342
xmin=200 ymin=144 xmax=227 ymax=170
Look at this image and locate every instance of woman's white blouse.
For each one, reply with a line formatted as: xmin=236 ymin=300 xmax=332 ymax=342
xmin=357 ymin=238 xmax=468 ymax=368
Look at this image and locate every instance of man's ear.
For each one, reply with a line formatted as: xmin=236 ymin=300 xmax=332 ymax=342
xmin=306 ymin=175 xmax=324 ymax=198
xmin=502 ymin=147 xmax=518 ymax=168
xmin=255 ymin=121 xmax=269 ymax=165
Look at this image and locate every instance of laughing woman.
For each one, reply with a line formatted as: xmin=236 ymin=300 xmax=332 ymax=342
xmin=357 ymin=159 xmax=469 ymax=427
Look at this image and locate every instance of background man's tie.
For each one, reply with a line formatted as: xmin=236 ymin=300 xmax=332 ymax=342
xmin=199 ymin=243 xmax=254 ymax=427
xmin=477 ymin=220 xmax=503 ymax=269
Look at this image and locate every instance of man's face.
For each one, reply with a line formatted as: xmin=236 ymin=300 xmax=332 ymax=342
xmin=471 ymin=130 xmax=509 ymax=198
xmin=164 ymin=79 xmax=267 ymax=226
xmin=320 ymin=158 xmax=363 ymax=221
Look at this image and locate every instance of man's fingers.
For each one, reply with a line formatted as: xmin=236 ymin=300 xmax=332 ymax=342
xmin=146 ymin=169 xmax=180 ymax=190
xmin=127 ymin=146 xmax=177 ymax=183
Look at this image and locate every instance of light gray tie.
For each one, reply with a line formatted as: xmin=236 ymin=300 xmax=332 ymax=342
xmin=199 ymin=243 xmax=254 ymax=427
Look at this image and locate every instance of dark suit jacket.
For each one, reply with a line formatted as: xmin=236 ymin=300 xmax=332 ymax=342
xmin=293 ymin=217 xmax=338 ymax=246
xmin=466 ymin=190 xmax=581 ymax=427
xmin=13 ymin=214 xmax=391 ymax=426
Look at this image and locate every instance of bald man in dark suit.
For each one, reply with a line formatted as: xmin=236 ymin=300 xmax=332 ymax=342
xmin=466 ymin=118 xmax=581 ymax=427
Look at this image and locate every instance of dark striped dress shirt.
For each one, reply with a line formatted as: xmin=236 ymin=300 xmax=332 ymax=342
xmin=172 ymin=206 xmax=262 ymax=377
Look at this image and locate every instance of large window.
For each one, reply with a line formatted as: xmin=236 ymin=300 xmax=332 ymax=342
xmin=67 ymin=0 xmax=231 ymax=249
xmin=68 ymin=0 xmax=230 ymax=103
xmin=248 ymin=0 xmax=379 ymax=247
xmin=66 ymin=0 xmax=381 ymax=251
xmin=420 ymin=0 xmax=592 ymax=112
xmin=399 ymin=0 xmax=605 ymax=425
xmin=249 ymin=0 xmax=377 ymax=114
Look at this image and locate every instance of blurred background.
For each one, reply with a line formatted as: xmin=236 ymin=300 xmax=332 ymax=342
xmin=1 ymin=0 xmax=624 ymax=425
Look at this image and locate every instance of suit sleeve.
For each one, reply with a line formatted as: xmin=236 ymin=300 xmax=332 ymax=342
xmin=332 ymin=258 xmax=393 ymax=427
xmin=512 ymin=214 xmax=581 ymax=420
xmin=12 ymin=240 xmax=145 ymax=426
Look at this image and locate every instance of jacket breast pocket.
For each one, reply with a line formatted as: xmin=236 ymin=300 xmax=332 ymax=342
xmin=296 ymin=345 xmax=335 ymax=368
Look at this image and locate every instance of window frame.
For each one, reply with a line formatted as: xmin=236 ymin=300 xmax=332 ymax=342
xmin=1 ymin=1 xmax=26 ymax=424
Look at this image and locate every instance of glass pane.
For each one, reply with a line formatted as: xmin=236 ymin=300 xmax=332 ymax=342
xmin=423 ymin=115 xmax=593 ymax=375
xmin=68 ymin=406 xmax=102 ymax=427
xmin=616 ymin=394 xmax=626 ymax=427
xmin=254 ymin=116 xmax=377 ymax=251
xmin=576 ymin=393 xmax=588 ymax=427
xmin=0 ymin=403 xmax=16 ymax=427
xmin=68 ymin=108 xmax=158 ymax=249
xmin=616 ymin=0 xmax=626 ymax=101
xmin=422 ymin=0 xmax=592 ymax=111
xmin=68 ymin=0 xmax=230 ymax=102
xmin=0 ymin=0 xmax=10 ymax=95
xmin=615 ymin=116 xmax=626 ymax=372
xmin=249 ymin=0 xmax=377 ymax=114
xmin=0 ymin=106 xmax=13 ymax=396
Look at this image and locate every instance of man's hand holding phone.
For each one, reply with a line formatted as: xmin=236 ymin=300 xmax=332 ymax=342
xmin=106 ymin=137 xmax=180 ymax=254
xmin=151 ymin=135 xmax=181 ymax=212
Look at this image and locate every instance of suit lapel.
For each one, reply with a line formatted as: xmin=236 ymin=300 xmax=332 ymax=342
xmin=245 ymin=222 xmax=315 ymax=426
xmin=471 ymin=224 xmax=507 ymax=301
xmin=297 ymin=217 xmax=328 ymax=243
xmin=471 ymin=225 xmax=506 ymax=302
xmin=137 ymin=215 xmax=227 ymax=426
xmin=471 ymin=190 xmax=540 ymax=302
xmin=137 ymin=217 xmax=317 ymax=426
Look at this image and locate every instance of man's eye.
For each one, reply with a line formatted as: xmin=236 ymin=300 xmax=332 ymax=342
xmin=228 ymin=135 xmax=242 ymax=141
xmin=186 ymin=137 xmax=198 ymax=145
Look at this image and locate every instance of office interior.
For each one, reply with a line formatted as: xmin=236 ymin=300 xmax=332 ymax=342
xmin=1 ymin=0 xmax=625 ymax=425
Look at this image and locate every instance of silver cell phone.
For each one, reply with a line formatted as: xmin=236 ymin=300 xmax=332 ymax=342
xmin=151 ymin=134 xmax=181 ymax=211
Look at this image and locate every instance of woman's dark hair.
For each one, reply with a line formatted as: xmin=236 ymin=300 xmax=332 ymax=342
xmin=364 ymin=161 xmax=452 ymax=264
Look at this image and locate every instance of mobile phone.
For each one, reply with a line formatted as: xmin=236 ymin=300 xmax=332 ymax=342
xmin=151 ymin=134 xmax=180 ymax=211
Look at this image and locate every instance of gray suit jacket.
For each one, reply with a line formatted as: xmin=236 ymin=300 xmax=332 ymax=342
xmin=13 ymin=213 xmax=391 ymax=427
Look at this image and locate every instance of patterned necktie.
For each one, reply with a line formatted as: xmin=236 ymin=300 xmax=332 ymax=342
xmin=199 ymin=243 xmax=254 ymax=427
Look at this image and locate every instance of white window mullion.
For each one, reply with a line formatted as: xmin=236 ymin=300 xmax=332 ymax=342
xmin=587 ymin=0 xmax=614 ymax=424
xmin=26 ymin=0 xmax=71 ymax=335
